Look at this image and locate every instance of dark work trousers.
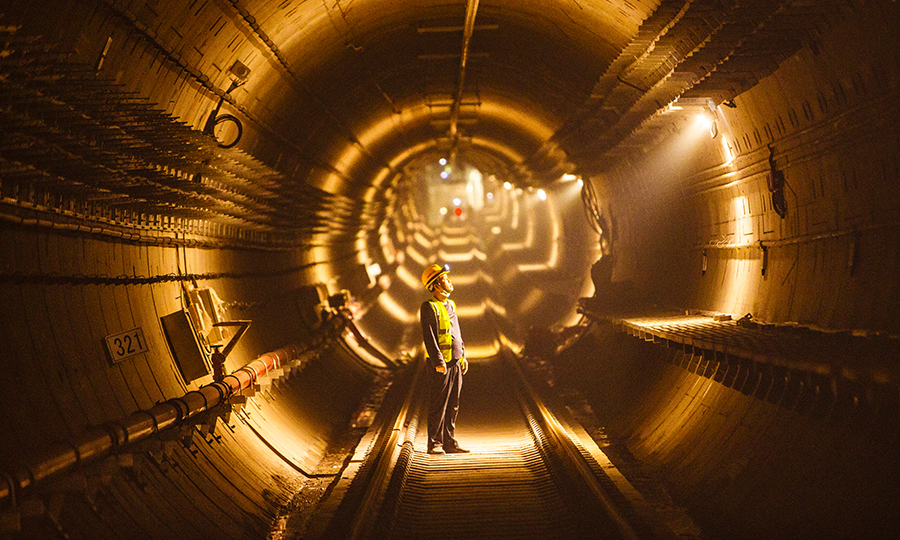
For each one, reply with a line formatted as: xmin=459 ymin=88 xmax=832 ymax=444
xmin=427 ymin=360 xmax=463 ymax=449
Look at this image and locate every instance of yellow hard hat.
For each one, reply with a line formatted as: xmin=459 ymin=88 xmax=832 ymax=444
xmin=421 ymin=263 xmax=449 ymax=289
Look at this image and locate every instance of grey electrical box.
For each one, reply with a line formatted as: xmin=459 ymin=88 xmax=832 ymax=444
xmin=161 ymin=310 xmax=210 ymax=383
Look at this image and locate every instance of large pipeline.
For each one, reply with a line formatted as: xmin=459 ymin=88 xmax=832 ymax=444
xmin=0 ymin=344 xmax=301 ymax=508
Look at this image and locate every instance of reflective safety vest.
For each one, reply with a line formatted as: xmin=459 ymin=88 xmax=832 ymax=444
xmin=427 ymin=298 xmax=455 ymax=363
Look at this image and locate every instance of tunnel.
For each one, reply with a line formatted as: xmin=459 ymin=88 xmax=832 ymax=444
xmin=1 ymin=0 xmax=899 ymax=538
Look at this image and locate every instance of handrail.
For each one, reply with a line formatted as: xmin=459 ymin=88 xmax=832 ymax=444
xmin=0 ymin=344 xmax=302 ymax=507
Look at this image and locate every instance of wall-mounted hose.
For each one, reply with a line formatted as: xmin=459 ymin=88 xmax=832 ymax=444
xmin=203 ymin=80 xmax=244 ymax=149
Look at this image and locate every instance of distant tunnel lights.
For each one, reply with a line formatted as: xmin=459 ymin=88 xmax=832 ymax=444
xmin=695 ymin=114 xmax=713 ymax=131
xmin=695 ymin=114 xmax=718 ymax=139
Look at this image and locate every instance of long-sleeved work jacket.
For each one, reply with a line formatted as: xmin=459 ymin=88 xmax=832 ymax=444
xmin=420 ymin=298 xmax=465 ymax=369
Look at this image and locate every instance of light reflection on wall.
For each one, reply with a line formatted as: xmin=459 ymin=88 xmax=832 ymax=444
xmin=485 ymin=298 xmax=507 ymax=316
xmin=439 ymin=248 xmax=487 ymax=262
xmin=485 ymin=185 xmax=514 ymax=224
xmin=379 ymin=224 xmax=397 ymax=264
xmin=413 ymin=230 xmax=433 ymax=249
xmin=395 ymin=264 xmax=421 ymax=290
xmin=734 ymin=195 xmax=753 ymax=245
xmin=463 ymin=341 xmax=502 ymax=359
xmin=439 ymin=233 xmax=479 ymax=246
xmin=517 ymin=289 xmax=545 ymax=314
xmin=455 ymin=303 xmax=489 ymax=318
xmin=449 ymin=269 xmax=495 ymax=287
xmin=517 ymin=198 xmax=560 ymax=271
xmin=713 ymin=248 xmax=761 ymax=316
xmin=377 ymin=292 xmax=418 ymax=324
xmin=501 ymin=205 xmax=534 ymax=250
xmin=355 ymin=231 xmax=368 ymax=255
xmin=405 ymin=245 xmax=428 ymax=266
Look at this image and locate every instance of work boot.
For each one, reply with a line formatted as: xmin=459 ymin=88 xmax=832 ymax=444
xmin=444 ymin=444 xmax=470 ymax=454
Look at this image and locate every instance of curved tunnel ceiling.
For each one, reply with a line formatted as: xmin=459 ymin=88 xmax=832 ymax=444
xmin=0 ymin=0 xmax=870 ymax=358
xmin=242 ymin=0 xmax=636 ymax=192
xmin=213 ymin=0 xmax=849 ymax=357
xmin=3 ymin=1 xmax=900 ymax=538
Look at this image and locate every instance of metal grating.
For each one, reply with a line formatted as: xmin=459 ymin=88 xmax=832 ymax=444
xmin=610 ymin=312 xmax=900 ymax=386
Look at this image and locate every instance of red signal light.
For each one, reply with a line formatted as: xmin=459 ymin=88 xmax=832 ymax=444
xmin=454 ymin=207 xmax=462 ymax=217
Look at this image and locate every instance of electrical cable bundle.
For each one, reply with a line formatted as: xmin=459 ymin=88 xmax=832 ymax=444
xmin=580 ymin=175 xmax=606 ymax=237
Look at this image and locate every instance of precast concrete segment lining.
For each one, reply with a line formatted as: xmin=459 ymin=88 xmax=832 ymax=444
xmin=0 ymin=29 xmax=358 ymax=239
xmin=0 ymin=344 xmax=302 ymax=507
xmin=554 ymin=325 xmax=900 ymax=539
xmin=1 ymin=0 xmax=900 ymax=538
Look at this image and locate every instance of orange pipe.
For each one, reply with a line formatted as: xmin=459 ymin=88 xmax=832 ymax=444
xmin=0 ymin=344 xmax=301 ymax=507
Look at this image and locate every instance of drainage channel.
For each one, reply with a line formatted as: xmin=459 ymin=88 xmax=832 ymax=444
xmin=306 ymin=355 xmax=650 ymax=540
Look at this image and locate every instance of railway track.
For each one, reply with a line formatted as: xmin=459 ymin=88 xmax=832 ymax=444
xmin=305 ymin=354 xmax=664 ymax=540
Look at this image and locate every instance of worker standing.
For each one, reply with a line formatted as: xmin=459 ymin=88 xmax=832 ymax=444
xmin=420 ymin=263 xmax=470 ymax=454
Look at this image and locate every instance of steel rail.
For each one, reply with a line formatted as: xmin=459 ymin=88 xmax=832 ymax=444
xmin=314 ymin=354 xmax=647 ymax=540
xmin=345 ymin=362 xmax=424 ymax=540
xmin=0 ymin=344 xmax=302 ymax=507
xmin=507 ymin=356 xmax=642 ymax=540
xmin=303 ymin=360 xmax=425 ymax=540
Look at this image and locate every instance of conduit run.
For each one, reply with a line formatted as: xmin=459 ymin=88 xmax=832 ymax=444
xmin=0 ymin=344 xmax=303 ymax=507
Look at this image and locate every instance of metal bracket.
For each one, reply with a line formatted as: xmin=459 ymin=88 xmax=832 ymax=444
xmin=213 ymin=320 xmax=252 ymax=358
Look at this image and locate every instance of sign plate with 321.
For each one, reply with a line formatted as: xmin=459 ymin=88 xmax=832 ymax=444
xmin=105 ymin=327 xmax=149 ymax=363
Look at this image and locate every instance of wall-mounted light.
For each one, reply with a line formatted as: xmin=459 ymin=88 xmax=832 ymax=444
xmin=537 ymin=189 xmax=547 ymax=201
xmin=229 ymin=60 xmax=251 ymax=82
xmin=366 ymin=263 xmax=382 ymax=282
xmin=695 ymin=115 xmax=713 ymax=131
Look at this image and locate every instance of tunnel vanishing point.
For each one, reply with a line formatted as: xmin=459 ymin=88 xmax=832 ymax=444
xmin=1 ymin=1 xmax=899 ymax=539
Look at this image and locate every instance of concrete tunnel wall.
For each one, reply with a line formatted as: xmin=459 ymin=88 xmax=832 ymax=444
xmin=1 ymin=1 xmax=900 ymax=539
xmin=554 ymin=323 xmax=900 ymax=540
xmin=597 ymin=6 xmax=900 ymax=333
xmin=0 ymin=227 xmax=378 ymax=538
xmin=569 ymin=7 xmax=900 ymax=538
